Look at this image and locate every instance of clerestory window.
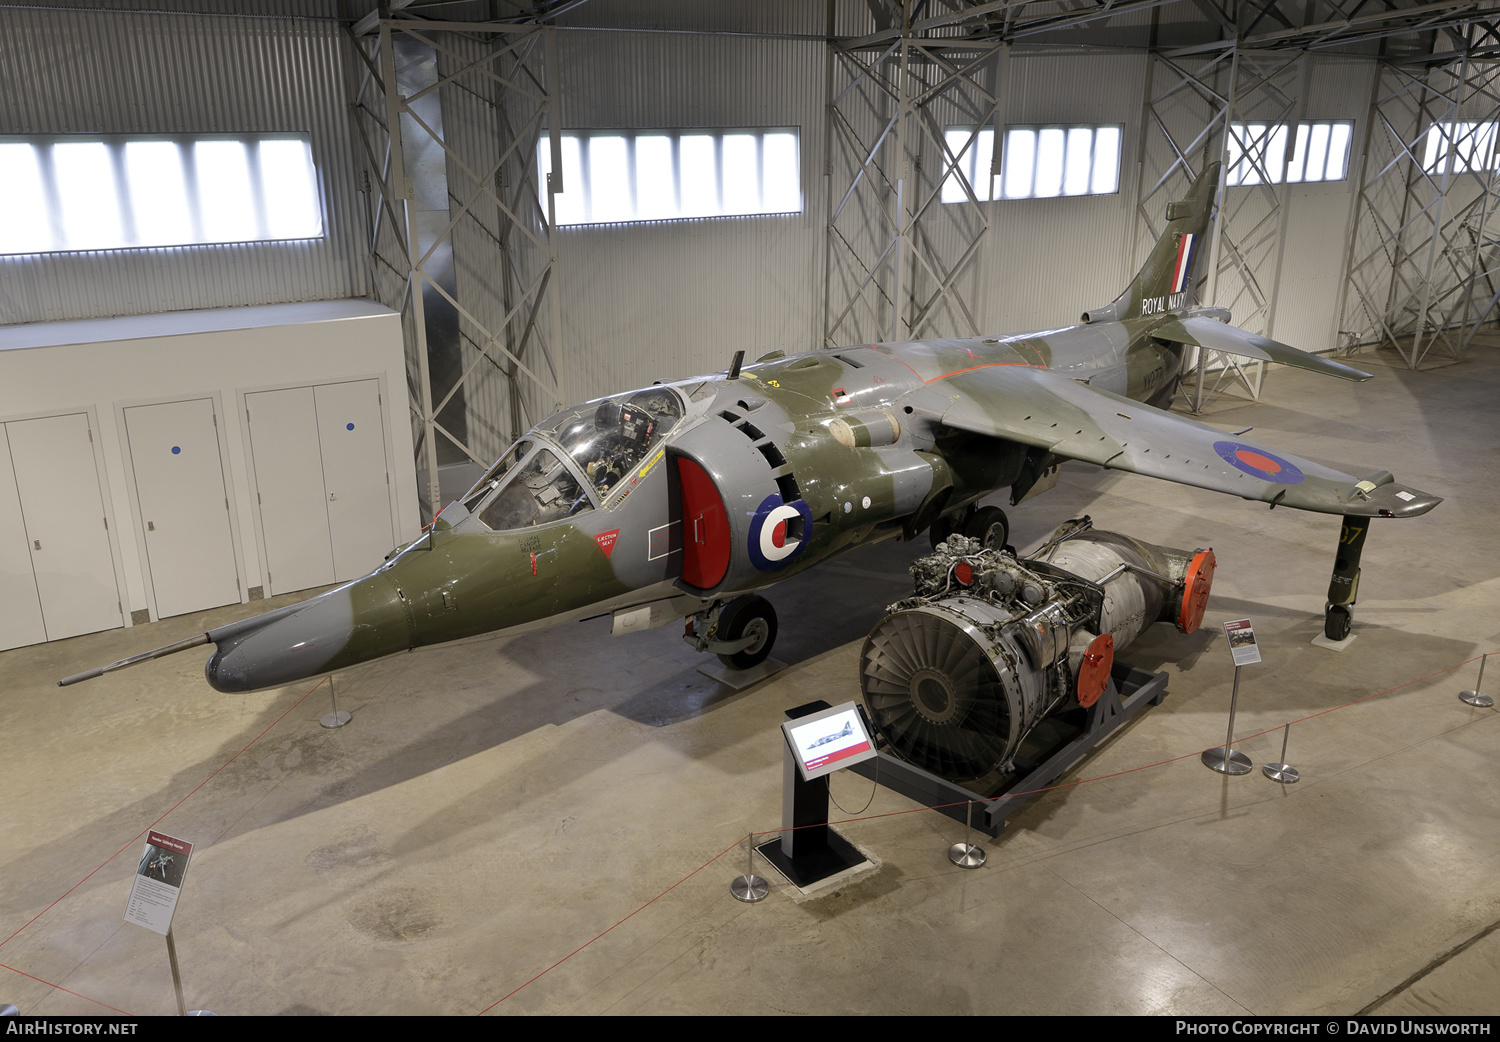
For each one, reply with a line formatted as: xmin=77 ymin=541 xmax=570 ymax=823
xmin=1224 ymin=121 xmax=1353 ymax=186
xmin=942 ymin=124 xmax=1123 ymax=203
xmin=537 ymin=128 xmax=802 ymax=226
xmin=0 ymin=133 xmax=323 ymax=255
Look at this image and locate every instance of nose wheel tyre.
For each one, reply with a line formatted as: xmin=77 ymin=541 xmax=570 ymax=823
xmin=717 ymin=595 xmax=778 ymax=670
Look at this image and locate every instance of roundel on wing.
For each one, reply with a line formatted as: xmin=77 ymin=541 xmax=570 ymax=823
xmin=1211 ymin=440 xmax=1306 ymax=485
xmin=748 ymin=495 xmax=814 ymax=572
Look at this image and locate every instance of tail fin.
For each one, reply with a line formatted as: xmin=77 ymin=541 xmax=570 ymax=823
xmin=1082 ymin=162 xmax=1221 ymax=323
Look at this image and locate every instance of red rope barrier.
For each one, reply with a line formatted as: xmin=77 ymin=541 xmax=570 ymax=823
xmin=0 ymin=962 xmax=133 ymax=1016
xmin=0 ymin=676 xmax=329 ymax=1014
xmin=5 ymin=653 xmax=1491 ymax=1015
xmin=477 ymin=651 xmax=1494 ymax=1010
xmin=475 ymin=833 xmax=749 ymax=1015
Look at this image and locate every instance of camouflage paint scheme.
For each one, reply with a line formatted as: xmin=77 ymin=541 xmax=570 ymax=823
xmin=75 ymin=164 xmax=1441 ymax=693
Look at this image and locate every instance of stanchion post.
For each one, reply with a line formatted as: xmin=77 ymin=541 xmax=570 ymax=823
xmin=1459 ymin=653 xmax=1493 ymax=707
xmin=947 ymin=800 xmax=986 ymax=868
xmin=165 ymin=927 xmax=186 ymax=1017
xmin=1202 ymin=665 xmax=1253 ymax=775
xmin=730 ymin=831 xmax=769 ymax=903
xmin=1262 ymin=723 xmax=1300 ymax=783
xmin=321 ymin=675 xmax=351 ymax=728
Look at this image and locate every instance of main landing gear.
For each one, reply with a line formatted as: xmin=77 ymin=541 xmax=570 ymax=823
xmin=929 ymin=504 xmax=1011 ymax=552
xmin=684 ymin=594 xmax=779 ymax=669
xmin=1324 ymin=514 xmax=1368 ymax=641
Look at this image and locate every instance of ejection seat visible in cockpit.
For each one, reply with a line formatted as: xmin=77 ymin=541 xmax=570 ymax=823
xmin=456 ymin=388 xmax=685 ymax=533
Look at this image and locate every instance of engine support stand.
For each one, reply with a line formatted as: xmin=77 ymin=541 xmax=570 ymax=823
xmin=848 ymin=664 xmax=1168 ymax=838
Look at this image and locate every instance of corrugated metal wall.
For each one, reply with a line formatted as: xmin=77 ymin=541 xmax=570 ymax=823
xmin=980 ymin=50 xmax=1150 ymax=332
xmin=0 ymin=0 xmax=1404 ymax=407
xmin=551 ymin=28 xmax=828 ymax=388
xmin=1338 ymin=55 xmax=1500 ymax=347
xmin=0 ymin=6 xmax=365 ymax=324
xmin=396 ymin=16 xmax=1393 ymax=460
xmin=1276 ymin=58 xmax=1380 ymax=352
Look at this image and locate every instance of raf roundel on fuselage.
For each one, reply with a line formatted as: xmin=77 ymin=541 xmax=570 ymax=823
xmin=747 ymin=494 xmax=813 ymax=572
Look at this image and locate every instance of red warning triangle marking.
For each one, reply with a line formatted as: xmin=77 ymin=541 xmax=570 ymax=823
xmin=595 ymin=529 xmax=620 ymax=558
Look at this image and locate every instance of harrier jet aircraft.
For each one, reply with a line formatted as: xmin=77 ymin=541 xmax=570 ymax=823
xmin=61 ymin=163 xmax=1439 ymax=693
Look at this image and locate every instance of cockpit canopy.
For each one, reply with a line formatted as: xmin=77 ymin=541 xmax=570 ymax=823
xmin=459 ymin=386 xmax=685 ymax=531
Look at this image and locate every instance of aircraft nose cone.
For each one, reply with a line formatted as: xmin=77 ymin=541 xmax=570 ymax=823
xmin=206 ymin=575 xmax=411 ymax=693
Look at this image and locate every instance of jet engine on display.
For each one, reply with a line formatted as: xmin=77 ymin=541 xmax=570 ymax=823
xmin=60 ymin=162 xmax=1439 ymax=694
xmin=860 ymin=520 xmax=1214 ymax=787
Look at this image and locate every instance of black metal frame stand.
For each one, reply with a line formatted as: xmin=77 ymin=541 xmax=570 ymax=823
xmin=848 ymin=664 xmax=1169 ymax=838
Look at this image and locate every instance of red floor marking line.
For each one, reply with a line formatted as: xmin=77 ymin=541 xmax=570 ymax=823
xmin=478 ymin=833 xmax=747 ymax=1014
xmin=0 ymin=677 xmax=329 ymax=953
xmin=0 ymin=962 xmax=133 ymax=1016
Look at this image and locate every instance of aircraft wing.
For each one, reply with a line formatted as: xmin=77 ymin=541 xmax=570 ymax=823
xmin=916 ymin=364 xmax=1439 ymax=518
xmin=1154 ymin=316 xmax=1372 ymax=382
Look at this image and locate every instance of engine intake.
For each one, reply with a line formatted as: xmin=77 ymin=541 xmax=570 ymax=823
xmin=859 ymin=518 xmax=1214 ymax=785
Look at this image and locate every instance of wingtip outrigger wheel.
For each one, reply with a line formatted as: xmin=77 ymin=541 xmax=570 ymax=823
xmin=1324 ymin=515 xmax=1368 ymax=641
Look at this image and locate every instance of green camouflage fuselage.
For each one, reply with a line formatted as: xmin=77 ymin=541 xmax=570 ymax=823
xmin=204 ymin=317 xmax=1182 ymax=692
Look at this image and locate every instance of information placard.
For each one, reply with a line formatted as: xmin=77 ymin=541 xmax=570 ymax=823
xmin=1224 ymin=618 xmax=1262 ymax=666
xmin=124 ymin=831 xmax=193 ymax=936
xmin=782 ymin=701 xmax=876 ymax=781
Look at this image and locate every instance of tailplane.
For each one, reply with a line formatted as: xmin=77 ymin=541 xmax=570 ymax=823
xmin=1082 ymin=162 xmax=1220 ymax=323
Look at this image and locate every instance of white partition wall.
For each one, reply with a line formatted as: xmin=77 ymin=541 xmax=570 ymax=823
xmin=0 ymin=300 xmax=419 ymax=647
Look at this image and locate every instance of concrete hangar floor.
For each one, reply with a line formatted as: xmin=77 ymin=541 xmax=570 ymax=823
xmin=2 ymin=343 xmax=1497 ymax=1018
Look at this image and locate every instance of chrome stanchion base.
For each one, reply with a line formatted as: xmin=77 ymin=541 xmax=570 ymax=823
xmin=321 ymin=710 xmax=352 ymax=728
xmin=1202 ymin=746 xmax=1253 ymax=775
xmin=947 ymin=842 xmax=986 ymax=868
xmin=1262 ymin=762 xmax=1300 ymax=783
xmin=730 ymin=874 xmax=769 ymax=902
xmin=1459 ymin=689 xmax=1494 ymax=708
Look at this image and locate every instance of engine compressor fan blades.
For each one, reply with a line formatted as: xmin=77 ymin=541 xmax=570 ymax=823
xmin=860 ymin=610 xmax=1011 ymax=780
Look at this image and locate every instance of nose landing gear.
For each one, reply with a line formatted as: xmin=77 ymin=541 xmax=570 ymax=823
xmin=685 ymin=594 xmax=779 ymax=669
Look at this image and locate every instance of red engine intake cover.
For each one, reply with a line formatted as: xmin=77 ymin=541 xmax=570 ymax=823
xmin=1076 ymin=633 xmax=1115 ymax=708
xmin=1176 ymin=549 xmax=1216 ymax=634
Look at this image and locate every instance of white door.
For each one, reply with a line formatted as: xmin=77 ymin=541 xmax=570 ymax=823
xmin=0 ymin=424 xmax=48 ymax=651
xmin=5 ymin=413 xmax=122 ymax=641
xmin=246 ymin=386 xmax=336 ymax=596
xmin=314 ymin=380 xmax=394 ymax=581
xmin=124 ymin=398 xmax=241 ymax=618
